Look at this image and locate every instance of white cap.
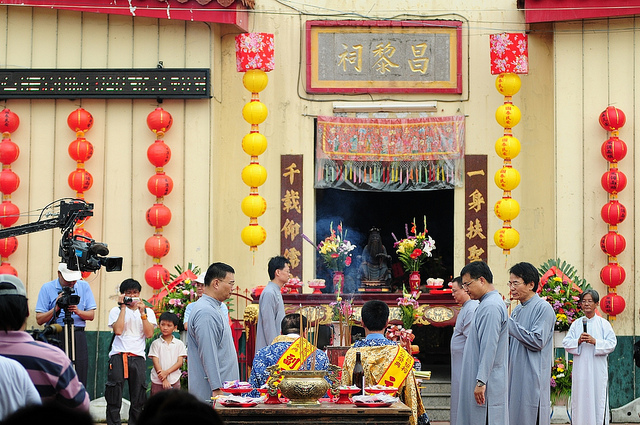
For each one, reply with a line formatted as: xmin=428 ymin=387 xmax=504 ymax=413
xmin=195 ymin=273 xmax=205 ymax=284
xmin=0 ymin=274 xmax=26 ymax=297
xmin=58 ymin=263 xmax=82 ymax=282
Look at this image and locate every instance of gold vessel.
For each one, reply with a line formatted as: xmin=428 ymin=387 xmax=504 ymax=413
xmin=267 ymin=365 xmax=340 ymax=405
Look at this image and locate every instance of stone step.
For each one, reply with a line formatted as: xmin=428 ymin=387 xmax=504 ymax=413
xmin=420 ymin=383 xmax=451 ymax=394
xmin=424 ymin=407 xmax=451 ymax=422
xmin=421 ymin=394 xmax=451 ymax=408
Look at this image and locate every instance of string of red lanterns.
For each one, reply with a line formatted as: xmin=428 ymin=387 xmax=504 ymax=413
xmin=67 ymin=108 xmax=95 ymax=279
xmin=598 ymin=106 xmax=627 ymax=318
xmin=236 ymin=33 xmax=273 ymax=254
xmin=490 ymin=33 xmax=528 ymax=254
xmin=144 ymin=108 xmax=173 ymax=290
xmin=0 ymin=109 xmax=20 ymax=275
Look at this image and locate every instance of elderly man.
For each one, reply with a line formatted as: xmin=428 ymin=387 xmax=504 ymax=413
xmin=450 ymin=276 xmax=478 ymax=425
xmin=456 ymin=261 xmax=508 ymax=425
xmin=507 ymin=262 xmax=556 ymax=425
xmin=248 ymin=313 xmax=329 ymax=397
xmin=341 ymin=300 xmax=428 ymax=425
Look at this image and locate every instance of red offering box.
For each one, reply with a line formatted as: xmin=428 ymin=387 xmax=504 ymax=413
xmin=222 ymin=387 xmax=253 ymax=395
xmin=335 ymin=387 xmax=361 ymax=404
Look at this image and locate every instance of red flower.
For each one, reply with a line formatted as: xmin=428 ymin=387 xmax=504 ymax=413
xmin=331 ymin=253 xmax=339 ymax=258
xmin=410 ymin=248 xmax=423 ymax=259
xmin=345 ymin=256 xmax=352 ymax=266
xmin=558 ymin=308 xmax=565 ymax=314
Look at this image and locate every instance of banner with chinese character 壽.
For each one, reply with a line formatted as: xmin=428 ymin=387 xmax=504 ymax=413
xmin=315 ymin=115 xmax=464 ymax=191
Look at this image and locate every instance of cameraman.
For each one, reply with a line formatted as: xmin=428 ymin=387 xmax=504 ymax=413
xmin=34 ymin=262 xmax=96 ymax=387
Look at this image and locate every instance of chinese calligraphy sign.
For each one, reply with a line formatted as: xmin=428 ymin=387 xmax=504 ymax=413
xmin=306 ymin=20 xmax=462 ymax=94
xmin=464 ymin=155 xmax=488 ymax=263
xmin=281 ymin=155 xmax=303 ymax=278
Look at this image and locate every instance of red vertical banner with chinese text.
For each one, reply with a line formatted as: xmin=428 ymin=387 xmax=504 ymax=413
xmin=281 ymin=155 xmax=303 ymax=279
xmin=464 ymin=155 xmax=488 ymax=263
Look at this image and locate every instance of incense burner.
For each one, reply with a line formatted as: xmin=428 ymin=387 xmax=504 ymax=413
xmin=267 ymin=364 xmax=340 ymax=405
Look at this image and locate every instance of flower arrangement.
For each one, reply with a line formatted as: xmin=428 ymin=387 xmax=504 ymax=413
xmin=317 ymin=222 xmax=356 ymax=272
xmin=550 ymin=357 xmax=573 ymax=405
xmin=397 ymin=289 xmax=421 ymax=329
xmin=392 ymin=217 xmax=436 ymax=272
xmin=330 ymin=297 xmax=354 ymax=346
xmin=538 ymin=259 xmax=588 ymax=332
xmin=385 ymin=324 xmax=415 ymax=354
xmin=158 ymin=263 xmax=202 ymax=330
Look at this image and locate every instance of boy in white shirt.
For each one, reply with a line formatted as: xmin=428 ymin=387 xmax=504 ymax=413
xmin=149 ymin=312 xmax=187 ymax=395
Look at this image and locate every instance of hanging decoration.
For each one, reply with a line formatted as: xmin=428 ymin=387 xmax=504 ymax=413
xmin=0 ymin=109 xmax=20 ymax=276
xmin=490 ymin=33 xmax=528 ymax=255
xmin=145 ymin=108 xmax=173 ymax=289
xmin=236 ymin=32 xmax=274 ymax=253
xmin=67 ymin=108 xmax=96 ymax=279
xmin=598 ymin=106 xmax=627 ymax=319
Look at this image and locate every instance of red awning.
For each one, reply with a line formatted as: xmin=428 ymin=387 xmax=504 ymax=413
xmin=524 ymin=0 xmax=640 ymax=23
xmin=0 ymin=0 xmax=249 ymax=30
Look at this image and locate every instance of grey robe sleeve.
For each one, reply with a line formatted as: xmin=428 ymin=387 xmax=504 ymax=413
xmin=475 ymin=303 xmax=504 ymax=384
xmin=195 ymin=311 xmax=224 ymax=391
xmin=508 ymin=302 xmax=555 ymax=351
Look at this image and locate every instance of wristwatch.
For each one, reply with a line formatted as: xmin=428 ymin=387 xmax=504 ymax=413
xmin=476 ymin=380 xmax=486 ymax=387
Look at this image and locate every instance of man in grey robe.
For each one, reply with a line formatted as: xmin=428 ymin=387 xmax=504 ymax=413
xmin=450 ymin=276 xmax=479 ymax=425
xmin=456 ymin=261 xmax=508 ymax=425
xmin=507 ymin=262 xmax=556 ymax=425
xmin=255 ymin=256 xmax=289 ymax=353
xmin=188 ymin=262 xmax=239 ymax=402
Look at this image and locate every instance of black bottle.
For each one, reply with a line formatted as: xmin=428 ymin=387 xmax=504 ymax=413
xmin=352 ymin=351 xmax=365 ymax=395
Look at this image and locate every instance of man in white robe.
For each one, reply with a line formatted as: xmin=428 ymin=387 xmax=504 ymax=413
xmin=507 ymin=262 xmax=556 ymax=425
xmin=456 ymin=261 xmax=509 ymax=425
xmin=563 ymin=289 xmax=617 ymax=425
xmin=450 ymin=276 xmax=479 ymax=425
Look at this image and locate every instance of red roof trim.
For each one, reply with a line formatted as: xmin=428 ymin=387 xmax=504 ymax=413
xmin=0 ymin=0 xmax=249 ymax=30
xmin=524 ymin=0 xmax=640 ymax=23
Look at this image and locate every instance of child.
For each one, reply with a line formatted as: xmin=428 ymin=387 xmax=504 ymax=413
xmin=149 ymin=312 xmax=187 ymax=396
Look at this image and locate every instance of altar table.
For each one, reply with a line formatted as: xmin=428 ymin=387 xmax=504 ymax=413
xmin=215 ymin=400 xmax=411 ymax=425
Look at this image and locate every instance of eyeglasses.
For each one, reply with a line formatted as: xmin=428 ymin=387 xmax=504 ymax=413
xmin=508 ymin=280 xmax=525 ymax=288
xmin=581 ymin=299 xmax=595 ymax=305
xmin=461 ymin=278 xmax=478 ymax=289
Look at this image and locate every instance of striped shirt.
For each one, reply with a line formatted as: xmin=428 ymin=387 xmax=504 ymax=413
xmin=0 ymin=331 xmax=90 ymax=410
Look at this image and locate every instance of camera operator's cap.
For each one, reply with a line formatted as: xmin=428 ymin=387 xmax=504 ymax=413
xmin=195 ymin=273 xmax=205 ymax=284
xmin=58 ymin=262 xmax=82 ymax=282
xmin=0 ymin=274 xmax=26 ymax=297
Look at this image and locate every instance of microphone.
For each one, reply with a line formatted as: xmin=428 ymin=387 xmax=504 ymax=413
xmin=42 ymin=323 xmax=63 ymax=335
xmin=583 ymin=320 xmax=588 ymax=334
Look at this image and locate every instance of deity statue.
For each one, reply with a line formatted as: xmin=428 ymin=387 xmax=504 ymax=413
xmin=358 ymin=228 xmax=391 ymax=285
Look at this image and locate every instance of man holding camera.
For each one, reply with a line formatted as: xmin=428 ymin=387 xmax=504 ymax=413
xmin=35 ymin=262 xmax=96 ymax=387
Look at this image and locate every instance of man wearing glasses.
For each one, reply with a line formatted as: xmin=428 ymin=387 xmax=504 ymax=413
xmin=507 ymin=262 xmax=556 ymax=425
xmin=455 ymin=261 xmax=508 ymax=425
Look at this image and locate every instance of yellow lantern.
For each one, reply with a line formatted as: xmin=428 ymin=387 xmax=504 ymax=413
xmin=495 ymin=103 xmax=521 ymax=128
xmin=495 ymin=73 xmax=521 ymax=96
xmin=242 ymin=101 xmax=268 ymax=125
xmin=242 ymin=132 xmax=268 ymax=156
xmin=494 ymin=166 xmax=520 ymax=191
xmin=241 ymin=224 xmax=267 ymax=250
xmin=241 ymin=194 xmax=267 ymax=218
xmin=494 ymin=135 xmax=521 ymax=160
xmin=494 ymin=197 xmax=520 ymax=221
xmin=494 ymin=227 xmax=520 ymax=250
xmin=243 ymin=69 xmax=269 ymax=93
xmin=241 ymin=163 xmax=267 ymax=187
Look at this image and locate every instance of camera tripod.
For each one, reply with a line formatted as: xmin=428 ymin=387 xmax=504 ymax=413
xmin=61 ymin=309 xmax=77 ymax=370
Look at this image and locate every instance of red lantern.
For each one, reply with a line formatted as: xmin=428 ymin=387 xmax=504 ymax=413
xmin=147 ymin=173 xmax=174 ymax=197
xmin=599 ymin=106 xmax=626 ymax=131
xmin=67 ymin=108 xmax=93 ymax=133
xmin=146 ymin=203 xmax=172 ymax=228
xmin=68 ymin=169 xmax=93 ymax=192
xmin=0 ymin=169 xmax=19 ymax=195
xmin=144 ymin=235 xmax=170 ymax=258
xmin=600 ymin=231 xmax=626 ymax=256
xmin=0 ymin=139 xmax=19 ymax=164
xmin=600 ymin=263 xmax=625 ymax=288
xmin=0 ymin=236 xmax=18 ymax=257
xmin=0 ymin=109 xmax=19 ymax=134
xmin=600 ymin=292 xmax=626 ymax=316
xmin=601 ymin=169 xmax=627 ymax=194
xmin=601 ymin=137 xmax=627 ymax=163
xmin=145 ymin=264 xmax=170 ymax=289
xmin=0 ymin=262 xmax=17 ymax=276
xmin=235 ymin=33 xmax=275 ymax=72
xmin=147 ymin=141 xmax=171 ymax=167
xmin=0 ymin=201 xmax=19 ymax=227
xmin=73 ymin=227 xmax=92 ymax=240
xmin=68 ymin=138 xmax=94 ymax=162
xmin=601 ymin=200 xmax=627 ymax=225
xmin=147 ymin=108 xmax=173 ymax=134
xmin=490 ymin=33 xmax=529 ymax=75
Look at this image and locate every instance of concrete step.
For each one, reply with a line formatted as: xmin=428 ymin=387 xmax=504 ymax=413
xmin=424 ymin=407 xmax=451 ymax=422
xmin=420 ymin=382 xmax=451 ymax=395
xmin=422 ymin=394 xmax=450 ymax=408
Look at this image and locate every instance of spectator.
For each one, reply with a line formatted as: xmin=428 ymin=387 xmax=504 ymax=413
xmin=0 ymin=355 xmax=41 ymax=420
xmin=1 ymin=401 xmax=94 ymax=425
xmin=149 ymin=312 xmax=187 ymax=396
xmin=138 ymin=389 xmax=225 ymax=425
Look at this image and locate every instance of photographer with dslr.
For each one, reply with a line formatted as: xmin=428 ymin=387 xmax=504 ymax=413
xmin=34 ymin=262 xmax=96 ymax=388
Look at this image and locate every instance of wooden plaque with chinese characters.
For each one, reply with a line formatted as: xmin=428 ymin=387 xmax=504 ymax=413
xmin=281 ymin=155 xmax=303 ymax=279
xmin=464 ymin=155 xmax=488 ymax=263
xmin=306 ymin=20 xmax=462 ymax=94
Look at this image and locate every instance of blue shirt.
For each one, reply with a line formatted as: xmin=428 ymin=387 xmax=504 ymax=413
xmin=35 ymin=279 xmax=97 ymax=327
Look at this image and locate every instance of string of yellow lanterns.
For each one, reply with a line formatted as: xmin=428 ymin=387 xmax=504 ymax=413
xmin=493 ymin=73 xmax=521 ymax=254
xmin=0 ymin=109 xmax=20 ymax=275
xmin=236 ymin=33 xmax=274 ymax=253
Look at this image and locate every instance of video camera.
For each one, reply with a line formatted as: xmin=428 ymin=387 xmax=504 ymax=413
xmin=123 ymin=296 xmax=140 ymax=306
xmin=59 ymin=233 xmax=123 ymax=273
xmin=57 ymin=286 xmax=81 ymax=310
